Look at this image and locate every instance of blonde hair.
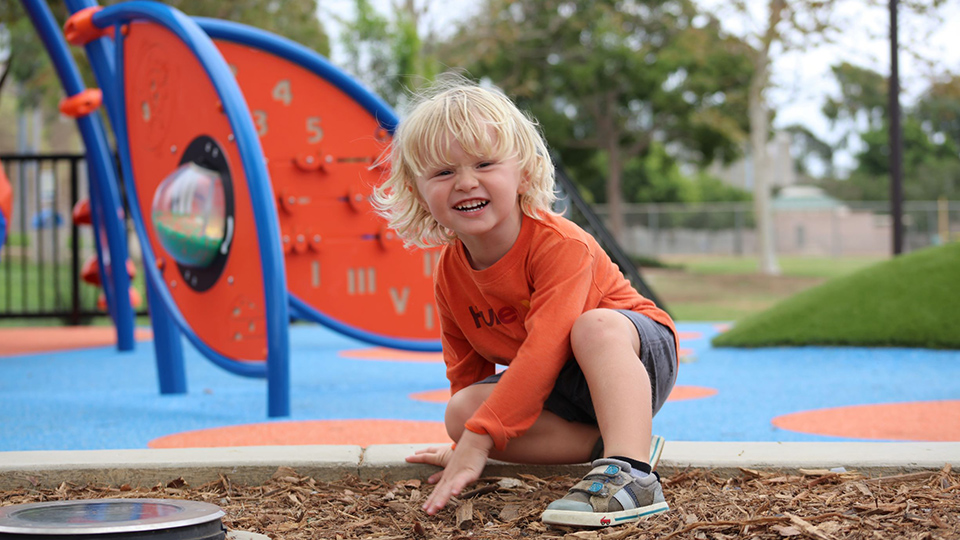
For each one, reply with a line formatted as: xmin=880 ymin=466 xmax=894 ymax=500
xmin=372 ymin=75 xmax=556 ymax=248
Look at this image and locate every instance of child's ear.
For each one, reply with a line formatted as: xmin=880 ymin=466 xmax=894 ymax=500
xmin=518 ymin=172 xmax=531 ymax=194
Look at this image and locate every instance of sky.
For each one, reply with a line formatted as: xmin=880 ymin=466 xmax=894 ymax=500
xmin=318 ymin=0 xmax=960 ymax=171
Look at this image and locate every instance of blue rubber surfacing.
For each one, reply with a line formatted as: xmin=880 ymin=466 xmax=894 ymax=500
xmin=1 ymin=323 xmax=958 ymax=451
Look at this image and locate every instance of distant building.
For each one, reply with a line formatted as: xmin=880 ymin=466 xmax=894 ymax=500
xmin=772 ymin=186 xmax=890 ymax=256
xmin=709 ymin=131 xmax=797 ymax=191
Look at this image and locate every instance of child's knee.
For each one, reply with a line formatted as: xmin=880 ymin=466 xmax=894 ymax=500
xmin=444 ymin=386 xmax=488 ymax=440
xmin=571 ymin=309 xmax=629 ymax=351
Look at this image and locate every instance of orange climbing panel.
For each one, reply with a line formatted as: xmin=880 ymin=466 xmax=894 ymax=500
xmin=122 ymin=21 xmax=269 ymax=361
xmin=215 ymin=40 xmax=441 ymax=342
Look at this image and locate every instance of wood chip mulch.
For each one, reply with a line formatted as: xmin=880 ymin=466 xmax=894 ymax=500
xmin=2 ymin=465 xmax=959 ymax=539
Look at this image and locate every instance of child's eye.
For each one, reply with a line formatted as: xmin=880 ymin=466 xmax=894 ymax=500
xmin=477 ymin=161 xmax=494 ymax=169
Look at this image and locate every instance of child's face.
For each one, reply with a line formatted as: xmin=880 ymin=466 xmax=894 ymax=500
xmin=415 ymin=134 xmax=527 ymax=254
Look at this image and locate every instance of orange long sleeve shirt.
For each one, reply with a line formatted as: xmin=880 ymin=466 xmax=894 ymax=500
xmin=434 ymin=213 xmax=677 ymax=451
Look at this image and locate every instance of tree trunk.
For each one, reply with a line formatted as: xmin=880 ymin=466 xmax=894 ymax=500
xmin=748 ymin=0 xmax=782 ymax=276
xmin=605 ymin=128 xmax=625 ymax=245
xmin=749 ymin=78 xmax=780 ymax=276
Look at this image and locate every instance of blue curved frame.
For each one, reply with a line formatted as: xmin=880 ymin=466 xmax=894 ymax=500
xmin=90 ymin=2 xmax=290 ymax=416
xmin=63 ymin=0 xmax=186 ymax=397
xmin=196 ymin=18 xmax=441 ymax=353
xmin=0 ymin=209 xmax=7 ymax=259
xmin=20 ymin=0 xmax=135 ymax=351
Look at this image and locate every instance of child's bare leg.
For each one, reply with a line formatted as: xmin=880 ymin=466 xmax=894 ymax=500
xmin=569 ymin=309 xmax=652 ymax=461
xmin=445 ymin=384 xmax=600 ymax=464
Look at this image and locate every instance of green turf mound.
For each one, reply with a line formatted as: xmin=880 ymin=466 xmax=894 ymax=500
xmin=712 ymin=242 xmax=960 ymax=349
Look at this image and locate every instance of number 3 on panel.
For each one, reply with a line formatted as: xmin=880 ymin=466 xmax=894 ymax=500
xmin=253 ymin=110 xmax=268 ymax=137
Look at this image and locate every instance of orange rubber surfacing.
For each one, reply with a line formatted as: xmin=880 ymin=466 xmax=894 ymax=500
xmin=339 ymin=347 xmax=442 ymax=363
xmin=0 ymin=327 xmax=153 ymax=357
xmin=772 ymin=400 xmax=960 ymax=441
xmin=148 ymin=419 xmax=451 ymax=448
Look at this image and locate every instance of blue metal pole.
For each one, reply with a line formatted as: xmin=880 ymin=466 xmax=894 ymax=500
xmin=62 ymin=0 xmax=189 ymax=392
xmin=20 ymin=0 xmax=135 ymax=351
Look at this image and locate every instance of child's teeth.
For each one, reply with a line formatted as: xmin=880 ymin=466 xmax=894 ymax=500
xmin=457 ymin=201 xmax=486 ymax=211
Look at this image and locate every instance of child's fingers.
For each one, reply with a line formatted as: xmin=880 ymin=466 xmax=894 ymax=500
xmin=423 ymin=489 xmax=446 ymax=515
xmin=405 ymin=452 xmax=431 ymax=463
xmin=423 ymin=475 xmax=458 ymax=514
xmin=446 ymin=472 xmax=471 ymax=498
xmin=423 ymin=471 xmax=469 ymax=514
xmin=428 ymin=470 xmax=444 ymax=484
xmin=408 ymin=446 xmax=445 ymax=461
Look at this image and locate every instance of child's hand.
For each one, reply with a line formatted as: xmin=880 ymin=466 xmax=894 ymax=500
xmin=419 ymin=430 xmax=492 ymax=516
xmin=405 ymin=445 xmax=454 ymax=484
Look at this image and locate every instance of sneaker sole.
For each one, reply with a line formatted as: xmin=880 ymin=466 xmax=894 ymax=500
xmin=649 ymin=434 xmax=665 ymax=470
xmin=541 ymin=501 xmax=669 ymax=527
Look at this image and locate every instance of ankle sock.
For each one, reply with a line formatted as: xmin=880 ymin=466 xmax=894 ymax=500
xmin=610 ymin=455 xmax=651 ymax=478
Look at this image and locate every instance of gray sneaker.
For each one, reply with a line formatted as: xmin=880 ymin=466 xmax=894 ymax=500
xmin=541 ymin=458 xmax=669 ymax=527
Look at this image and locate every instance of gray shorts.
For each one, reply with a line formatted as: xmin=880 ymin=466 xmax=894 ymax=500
xmin=477 ymin=310 xmax=677 ymax=424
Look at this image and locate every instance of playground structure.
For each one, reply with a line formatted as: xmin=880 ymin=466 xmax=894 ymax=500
xmin=16 ymin=0 xmax=663 ymax=419
xmin=0 ymin=163 xmax=10 ymax=256
xmin=21 ymin=0 xmax=442 ymax=417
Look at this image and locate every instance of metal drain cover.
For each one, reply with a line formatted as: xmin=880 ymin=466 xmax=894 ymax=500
xmin=0 ymin=499 xmax=225 ymax=539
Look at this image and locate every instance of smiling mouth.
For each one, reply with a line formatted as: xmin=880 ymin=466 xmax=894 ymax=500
xmin=454 ymin=200 xmax=489 ymax=212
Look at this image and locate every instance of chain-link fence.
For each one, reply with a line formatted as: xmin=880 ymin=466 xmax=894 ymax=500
xmin=594 ymin=200 xmax=960 ymax=258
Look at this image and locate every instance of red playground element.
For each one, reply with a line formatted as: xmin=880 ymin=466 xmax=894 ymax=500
xmin=59 ymin=88 xmax=102 ymax=118
xmin=0 ymin=163 xmax=10 ymax=234
xmin=72 ymin=198 xmax=92 ymax=225
xmin=122 ymin=22 xmax=271 ymax=361
xmin=63 ymin=6 xmax=108 ymax=45
xmin=97 ymin=287 xmax=142 ymax=310
xmin=82 ymin=255 xmax=141 ymax=310
xmin=81 ymin=256 xmax=136 ymax=286
xmin=213 ymin=40 xmax=441 ymax=342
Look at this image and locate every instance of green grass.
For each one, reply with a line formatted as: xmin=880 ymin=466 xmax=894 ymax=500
xmin=711 ymin=243 xmax=960 ymax=349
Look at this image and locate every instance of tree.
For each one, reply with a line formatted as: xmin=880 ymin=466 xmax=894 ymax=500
xmin=822 ymin=61 xmax=890 ymax=161
xmin=333 ymin=0 xmax=440 ymax=108
xmin=163 ymin=0 xmax=330 ymax=56
xmin=442 ymin=0 xmax=753 ymax=243
xmin=783 ymin=123 xmax=835 ymax=178
xmin=821 ymin=118 xmax=960 ymax=201
xmin=701 ymin=0 xmax=848 ymax=275
xmin=700 ymin=0 xmax=947 ymax=272
xmin=915 ymin=74 xmax=960 ymax=151
xmin=0 ymin=0 xmax=329 ymax=143
xmin=817 ymin=66 xmax=960 ymax=202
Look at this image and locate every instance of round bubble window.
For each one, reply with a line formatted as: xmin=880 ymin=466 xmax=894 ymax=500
xmin=150 ymin=135 xmax=235 ymax=292
xmin=151 ymin=162 xmax=226 ymax=267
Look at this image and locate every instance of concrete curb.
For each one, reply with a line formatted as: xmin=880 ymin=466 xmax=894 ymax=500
xmin=2 ymin=442 xmax=958 ymax=490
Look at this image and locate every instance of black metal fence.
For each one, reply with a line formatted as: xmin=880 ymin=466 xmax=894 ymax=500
xmin=0 ymin=152 xmax=146 ymax=324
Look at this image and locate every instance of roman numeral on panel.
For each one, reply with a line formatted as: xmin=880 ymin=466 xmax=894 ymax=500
xmin=424 ymin=303 xmax=434 ymax=330
xmin=389 ymin=287 xmax=410 ymax=314
xmin=347 ymin=267 xmax=376 ymax=294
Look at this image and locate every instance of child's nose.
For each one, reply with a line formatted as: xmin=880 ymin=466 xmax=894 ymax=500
xmin=455 ymin=170 xmax=478 ymax=190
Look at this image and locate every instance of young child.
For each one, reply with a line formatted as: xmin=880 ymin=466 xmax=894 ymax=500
xmin=372 ymin=76 xmax=678 ymax=528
